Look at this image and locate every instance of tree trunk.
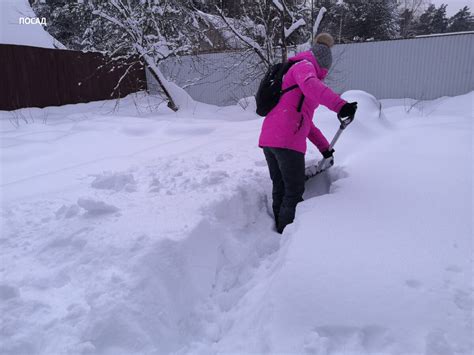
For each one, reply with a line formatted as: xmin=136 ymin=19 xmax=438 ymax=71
xmin=138 ymin=50 xmax=179 ymax=111
xmin=146 ymin=65 xmax=178 ymax=112
xmin=281 ymin=9 xmax=288 ymax=62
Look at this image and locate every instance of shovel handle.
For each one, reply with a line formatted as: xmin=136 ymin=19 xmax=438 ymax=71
xmin=307 ymin=114 xmax=355 ymax=180
xmin=337 ymin=114 xmax=355 ymax=130
xmin=328 ymin=114 xmax=355 ymax=150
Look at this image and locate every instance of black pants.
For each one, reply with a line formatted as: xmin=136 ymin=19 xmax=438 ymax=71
xmin=263 ymin=147 xmax=305 ymax=233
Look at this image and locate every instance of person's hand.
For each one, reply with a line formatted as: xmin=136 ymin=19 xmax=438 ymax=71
xmin=338 ymin=102 xmax=358 ymax=118
xmin=322 ymin=148 xmax=334 ymax=159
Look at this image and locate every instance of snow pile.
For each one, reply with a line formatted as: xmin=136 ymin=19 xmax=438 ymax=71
xmin=0 ymin=91 xmax=472 ymax=354
xmin=90 ymin=172 xmax=137 ymax=192
xmin=77 ymin=198 xmax=120 ymax=216
xmin=0 ymin=0 xmax=64 ymax=48
xmin=341 ymin=90 xmax=382 ymax=121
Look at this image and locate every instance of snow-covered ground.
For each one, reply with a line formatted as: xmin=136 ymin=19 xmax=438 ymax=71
xmin=0 ymin=91 xmax=472 ymax=355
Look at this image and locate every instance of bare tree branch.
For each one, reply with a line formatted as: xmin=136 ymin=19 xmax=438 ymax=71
xmin=214 ymin=6 xmax=269 ymax=66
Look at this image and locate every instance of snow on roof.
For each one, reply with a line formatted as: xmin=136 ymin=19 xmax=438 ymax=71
xmin=0 ymin=0 xmax=65 ymax=49
xmin=415 ymin=31 xmax=474 ymax=38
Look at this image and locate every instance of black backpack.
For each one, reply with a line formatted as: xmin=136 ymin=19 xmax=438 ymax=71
xmin=255 ymin=60 xmax=303 ymax=117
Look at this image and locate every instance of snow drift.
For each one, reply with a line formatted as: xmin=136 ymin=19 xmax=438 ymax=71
xmin=0 ymin=91 xmax=472 ymax=354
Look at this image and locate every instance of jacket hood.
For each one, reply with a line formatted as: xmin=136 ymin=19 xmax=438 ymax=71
xmin=288 ymin=51 xmax=328 ymax=80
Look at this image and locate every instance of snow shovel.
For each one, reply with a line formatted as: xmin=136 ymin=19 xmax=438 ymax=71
xmin=305 ymin=114 xmax=355 ymax=180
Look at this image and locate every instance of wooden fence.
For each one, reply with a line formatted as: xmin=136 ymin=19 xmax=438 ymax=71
xmin=0 ymin=44 xmax=147 ymax=111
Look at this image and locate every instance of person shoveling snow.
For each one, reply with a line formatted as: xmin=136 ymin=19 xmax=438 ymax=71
xmin=257 ymin=33 xmax=357 ymax=234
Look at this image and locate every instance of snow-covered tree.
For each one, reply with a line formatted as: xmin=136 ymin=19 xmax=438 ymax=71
xmin=271 ymin=0 xmax=307 ymax=61
xmin=211 ymin=0 xmax=309 ymax=66
xmin=396 ymin=0 xmax=429 ymax=37
xmin=334 ymin=0 xmax=399 ymax=42
xmin=33 ymin=0 xmax=224 ymax=110
xmin=398 ymin=8 xmax=416 ymax=37
xmin=396 ymin=0 xmax=429 ymax=15
xmin=90 ymin=0 xmax=217 ymax=111
xmin=32 ymin=0 xmax=92 ymax=50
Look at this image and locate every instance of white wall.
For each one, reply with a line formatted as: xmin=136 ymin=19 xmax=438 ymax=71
xmin=153 ymin=32 xmax=474 ymax=105
xmin=328 ymin=32 xmax=473 ymax=100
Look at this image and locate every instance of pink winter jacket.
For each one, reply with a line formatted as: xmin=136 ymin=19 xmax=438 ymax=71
xmin=258 ymin=51 xmax=346 ymax=154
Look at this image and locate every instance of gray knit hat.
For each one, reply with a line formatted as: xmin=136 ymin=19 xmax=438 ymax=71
xmin=311 ymin=33 xmax=334 ymax=70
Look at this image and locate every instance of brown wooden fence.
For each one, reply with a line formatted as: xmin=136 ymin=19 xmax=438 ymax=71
xmin=0 ymin=44 xmax=147 ymax=111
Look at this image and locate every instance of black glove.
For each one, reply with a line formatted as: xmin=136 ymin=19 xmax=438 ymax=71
xmin=338 ymin=102 xmax=358 ymax=118
xmin=322 ymin=148 xmax=334 ymax=159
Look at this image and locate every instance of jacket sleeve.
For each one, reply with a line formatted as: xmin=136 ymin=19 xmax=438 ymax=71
xmin=292 ymin=61 xmax=346 ymax=113
xmin=308 ymin=122 xmax=330 ymax=153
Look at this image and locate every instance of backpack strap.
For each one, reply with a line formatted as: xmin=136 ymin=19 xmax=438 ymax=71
xmin=297 ymin=94 xmax=305 ymax=113
xmin=281 ymin=60 xmax=305 ymax=113
xmin=281 ymin=84 xmax=298 ymax=94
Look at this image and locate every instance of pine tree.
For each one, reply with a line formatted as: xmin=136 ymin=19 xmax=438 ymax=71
xmin=397 ymin=0 xmax=430 ymax=38
xmin=414 ymin=3 xmax=448 ymax=35
xmin=399 ymin=8 xmax=415 ymax=37
xmin=431 ymin=4 xmax=448 ymax=33
xmin=447 ymin=6 xmax=474 ymax=33
xmin=330 ymin=0 xmax=399 ymax=42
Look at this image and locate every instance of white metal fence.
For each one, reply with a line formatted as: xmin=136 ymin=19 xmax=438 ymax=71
xmin=329 ymin=32 xmax=473 ymax=100
xmin=152 ymin=50 xmax=264 ymax=106
xmin=150 ymin=32 xmax=473 ymax=106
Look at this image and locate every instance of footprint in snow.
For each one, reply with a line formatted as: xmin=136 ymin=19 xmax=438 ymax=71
xmin=55 ymin=204 xmax=81 ymax=219
xmin=149 ymin=177 xmax=161 ymax=193
xmin=453 ymin=289 xmax=473 ymax=311
xmin=165 ymin=126 xmax=215 ymax=136
xmin=195 ymin=162 xmax=210 ymax=170
xmin=254 ymin=160 xmax=267 ymax=167
xmin=90 ymin=171 xmax=137 ymax=192
xmin=445 ymin=265 xmax=462 ymax=273
xmin=63 ymin=303 xmax=87 ymax=321
xmin=119 ymin=125 xmax=156 ymax=137
xmin=303 ymin=330 xmax=329 ymax=354
xmin=216 ymin=153 xmax=233 ymax=162
xmin=0 ymin=284 xmax=20 ymax=300
xmin=405 ymin=279 xmax=423 ymax=289
xmin=77 ymin=198 xmax=120 ymax=216
xmin=69 ymin=227 xmax=94 ymax=237
xmin=46 ymin=237 xmax=87 ymax=251
xmin=425 ymin=330 xmax=454 ymax=355
xmin=201 ymin=170 xmax=229 ymax=185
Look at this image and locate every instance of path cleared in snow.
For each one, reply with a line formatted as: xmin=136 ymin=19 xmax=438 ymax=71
xmin=0 ymin=91 xmax=472 ymax=354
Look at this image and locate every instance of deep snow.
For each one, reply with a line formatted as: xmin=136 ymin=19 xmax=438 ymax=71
xmin=0 ymin=91 xmax=472 ymax=355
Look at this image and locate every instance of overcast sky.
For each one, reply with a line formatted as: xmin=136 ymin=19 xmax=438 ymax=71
xmin=429 ymin=0 xmax=473 ymax=16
